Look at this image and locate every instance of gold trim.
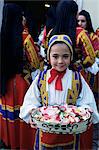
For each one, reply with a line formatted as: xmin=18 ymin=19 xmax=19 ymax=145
xmin=77 ymin=30 xmax=96 ymax=65
xmin=24 ymin=34 xmax=40 ymax=69
xmin=67 ymin=72 xmax=80 ymax=105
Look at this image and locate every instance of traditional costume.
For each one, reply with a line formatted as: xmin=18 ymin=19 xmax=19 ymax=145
xmin=88 ymin=32 xmax=99 ymax=107
xmin=0 ymin=33 xmax=37 ymax=150
xmin=19 ymin=35 xmax=99 ymax=150
xmin=22 ymin=25 xmax=44 ymax=73
xmin=0 ymin=75 xmax=37 ymax=149
xmin=0 ymin=5 xmax=41 ymax=149
xmin=76 ymin=27 xmax=99 ymax=107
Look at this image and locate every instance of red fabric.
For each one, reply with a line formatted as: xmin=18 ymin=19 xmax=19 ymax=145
xmin=48 ymin=69 xmax=66 ymax=91
xmin=80 ymin=125 xmax=93 ymax=150
xmin=89 ymin=32 xmax=99 ymax=56
xmin=22 ymin=28 xmax=44 ymax=70
xmin=19 ymin=121 xmax=37 ymax=150
xmin=41 ymin=125 xmax=93 ymax=149
xmin=41 ymin=132 xmax=74 ymax=146
xmin=22 ymin=29 xmax=40 ymax=60
xmin=0 ymin=116 xmax=37 ymax=149
xmin=76 ymin=27 xmax=91 ymax=65
xmin=0 ymin=74 xmax=37 ymax=149
xmin=22 ymin=27 xmax=29 ymax=42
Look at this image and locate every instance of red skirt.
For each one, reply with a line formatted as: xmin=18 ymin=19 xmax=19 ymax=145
xmin=34 ymin=126 xmax=93 ymax=150
xmin=0 ymin=74 xmax=37 ymax=149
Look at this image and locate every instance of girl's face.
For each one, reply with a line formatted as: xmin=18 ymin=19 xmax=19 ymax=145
xmin=77 ymin=15 xmax=87 ymax=29
xmin=50 ymin=43 xmax=71 ymax=72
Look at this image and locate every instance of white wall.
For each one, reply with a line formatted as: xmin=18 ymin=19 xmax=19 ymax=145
xmin=75 ymin=0 xmax=83 ymax=12
xmin=82 ymin=0 xmax=99 ymax=31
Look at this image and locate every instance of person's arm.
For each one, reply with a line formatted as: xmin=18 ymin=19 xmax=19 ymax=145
xmin=86 ymin=57 xmax=99 ymax=75
xmin=76 ymin=27 xmax=96 ymax=68
xmin=90 ymin=32 xmax=99 ymax=57
xmin=76 ymin=74 xmax=99 ymax=124
xmin=86 ymin=33 xmax=99 ymax=74
xmin=19 ymin=74 xmax=41 ymax=123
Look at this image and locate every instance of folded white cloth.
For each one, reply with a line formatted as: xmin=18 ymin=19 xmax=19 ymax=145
xmin=86 ymin=58 xmax=99 ymax=75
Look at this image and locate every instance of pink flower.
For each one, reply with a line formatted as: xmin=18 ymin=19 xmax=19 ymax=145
xmin=56 ymin=115 xmax=61 ymax=121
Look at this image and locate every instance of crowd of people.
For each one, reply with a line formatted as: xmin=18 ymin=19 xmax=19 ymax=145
xmin=0 ymin=0 xmax=99 ymax=150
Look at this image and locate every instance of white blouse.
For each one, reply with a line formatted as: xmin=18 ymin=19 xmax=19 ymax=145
xmin=19 ymin=68 xmax=99 ymax=124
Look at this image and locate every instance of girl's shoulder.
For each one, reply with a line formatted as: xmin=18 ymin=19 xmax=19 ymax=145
xmin=37 ymin=68 xmax=48 ymax=86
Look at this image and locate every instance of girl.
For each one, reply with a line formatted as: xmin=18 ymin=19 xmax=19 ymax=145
xmin=19 ymin=34 xmax=99 ymax=150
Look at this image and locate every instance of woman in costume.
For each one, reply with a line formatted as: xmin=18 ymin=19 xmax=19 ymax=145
xmin=77 ymin=10 xmax=99 ymax=108
xmin=0 ymin=3 xmax=37 ymax=149
xmin=22 ymin=14 xmax=44 ymax=76
xmin=77 ymin=10 xmax=99 ymax=59
xmin=19 ymin=34 xmax=99 ymax=150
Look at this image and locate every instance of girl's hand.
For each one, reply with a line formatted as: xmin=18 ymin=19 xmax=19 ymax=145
xmin=29 ymin=117 xmax=37 ymax=129
xmin=29 ymin=109 xmax=37 ymax=129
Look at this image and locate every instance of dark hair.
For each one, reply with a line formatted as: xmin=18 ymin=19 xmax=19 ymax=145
xmin=46 ymin=5 xmax=56 ymax=34
xmin=78 ymin=10 xmax=94 ymax=33
xmin=0 ymin=3 xmax=23 ymax=95
xmin=49 ymin=0 xmax=78 ymax=61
